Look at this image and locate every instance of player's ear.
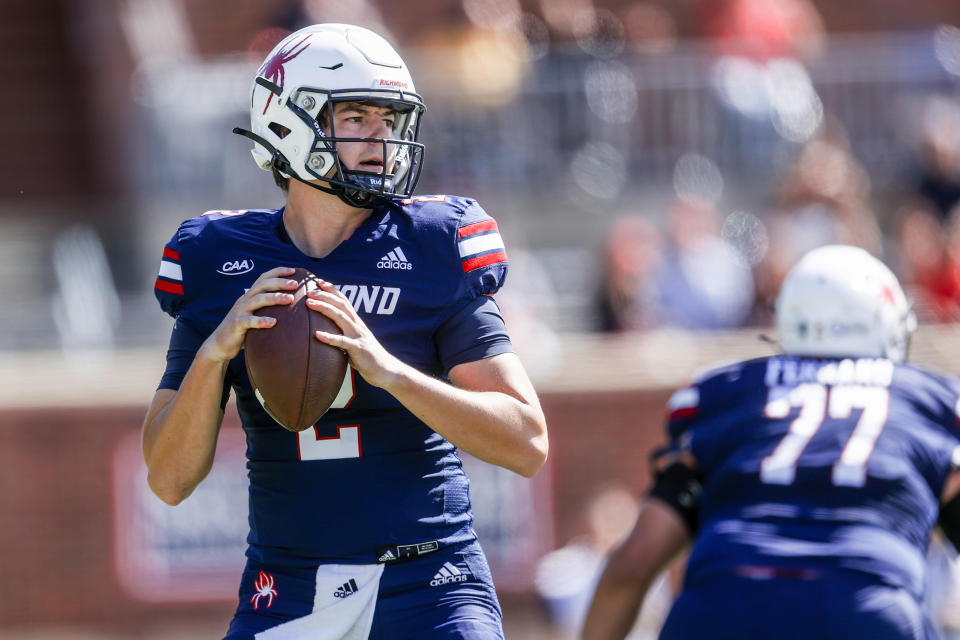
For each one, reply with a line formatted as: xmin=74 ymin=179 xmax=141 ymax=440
xmin=316 ymin=104 xmax=331 ymax=133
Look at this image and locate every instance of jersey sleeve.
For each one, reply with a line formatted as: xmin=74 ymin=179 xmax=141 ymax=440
xmin=157 ymin=317 xmax=233 ymax=407
xmin=665 ymin=384 xmax=700 ymax=442
xmin=158 ymin=318 xmax=204 ymax=390
xmin=649 ymin=382 xmax=704 ymax=529
xmin=152 ymin=218 xmax=231 ymax=404
xmin=649 ymin=382 xmax=702 ymax=474
xmin=434 ymin=295 xmax=514 ymax=374
xmin=154 ymin=223 xmax=192 ymax=318
xmin=454 ymin=200 xmax=508 ymax=299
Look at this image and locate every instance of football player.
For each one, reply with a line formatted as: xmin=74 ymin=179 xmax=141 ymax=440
xmin=142 ymin=24 xmax=548 ymax=640
xmin=582 ymin=245 xmax=960 ymax=640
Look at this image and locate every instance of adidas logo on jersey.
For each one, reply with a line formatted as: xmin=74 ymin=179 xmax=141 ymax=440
xmin=333 ymin=578 xmax=359 ymax=599
xmin=430 ymin=562 xmax=470 ymax=587
xmin=377 ymin=247 xmax=413 ymax=270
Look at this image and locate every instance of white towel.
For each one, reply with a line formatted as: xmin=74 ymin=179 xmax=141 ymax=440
xmin=256 ymin=563 xmax=385 ymax=640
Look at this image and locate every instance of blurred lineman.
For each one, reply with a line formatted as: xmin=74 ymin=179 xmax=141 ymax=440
xmin=582 ymin=245 xmax=960 ymax=640
xmin=141 ymin=24 xmax=547 ymax=640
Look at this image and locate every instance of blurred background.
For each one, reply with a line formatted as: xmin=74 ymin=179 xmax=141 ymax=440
xmin=6 ymin=0 xmax=960 ymax=638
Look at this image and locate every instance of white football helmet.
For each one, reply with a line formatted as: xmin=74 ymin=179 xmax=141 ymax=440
xmin=234 ymin=24 xmax=426 ymax=207
xmin=775 ymin=245 xmax=917 ymax=362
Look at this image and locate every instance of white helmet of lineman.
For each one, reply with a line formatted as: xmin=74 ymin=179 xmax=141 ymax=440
xmin=775 ymin=245 xmax=917 ymax=362
xmin=234 ymin=24 xmax=426 ymax=207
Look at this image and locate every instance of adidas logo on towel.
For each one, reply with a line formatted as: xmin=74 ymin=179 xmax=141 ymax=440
xmin=334 ymin=578 xmax=359 ymax=598
xmin=377 ymin=247 xmax=413 ymax=270
xmin=430 ymin=562 xmax=470 ymax=587
xmin=377 ymin=549 xmax=396 ymax=562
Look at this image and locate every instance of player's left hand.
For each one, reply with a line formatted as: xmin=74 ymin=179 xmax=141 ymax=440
xmin=305 ymin=279 xmax=406 ymax=389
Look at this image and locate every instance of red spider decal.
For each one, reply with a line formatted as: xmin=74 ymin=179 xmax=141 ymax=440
xmin=260 ymin=35 xmax=311 ymax=114
xmin=250 ymin=570 xmax=278 ymax=610
xmin=880 ymin=285 xmax=896 ymax=306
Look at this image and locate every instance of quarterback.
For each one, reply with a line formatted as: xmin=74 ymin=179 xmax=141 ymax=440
xmin=142 ymin=24 xmax=548 ymax=640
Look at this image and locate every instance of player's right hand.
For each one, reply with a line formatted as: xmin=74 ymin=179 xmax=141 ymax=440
xmin=197 ymin=266 xmax=299 ymax=363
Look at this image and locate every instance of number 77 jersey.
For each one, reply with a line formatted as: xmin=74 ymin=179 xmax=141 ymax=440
xmin=665 ymin=355 xmax=960 ymax=600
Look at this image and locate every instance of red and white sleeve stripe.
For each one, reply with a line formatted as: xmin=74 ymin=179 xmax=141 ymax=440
xmin=457 ymin=220 xmax=507 ymax=273
xmin=667 ymin=386 xmax=699 ymax=420
xmin=154 ymin=246 xmax=184 ymax=295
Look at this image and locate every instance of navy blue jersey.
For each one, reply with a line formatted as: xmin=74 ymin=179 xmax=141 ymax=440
xmin=663 ymin=355 xmax=960 ymax=600
xmin=153 ymin=195 xmax=513 ymax=566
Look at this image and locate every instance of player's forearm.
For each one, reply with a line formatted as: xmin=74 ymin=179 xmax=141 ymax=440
xmin=142 ymin=351 xmax=228 ymax=505
xmin=581 ymin=569 xmax=651 ymax=640
xmin=384 ymin=365 xmax=548 ymax=477
xmin=582 ymin=499 xmax=691 ymax=639
xmin=582 ymin=533 xmax=664 ymax=640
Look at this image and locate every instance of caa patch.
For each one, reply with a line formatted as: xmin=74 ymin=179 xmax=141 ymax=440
xmin=218 ymin=258 xmax=255 ymax=276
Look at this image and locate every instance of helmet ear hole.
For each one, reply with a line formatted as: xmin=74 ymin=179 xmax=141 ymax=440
xmin=268 ymin=122 xmax=291 ymax=139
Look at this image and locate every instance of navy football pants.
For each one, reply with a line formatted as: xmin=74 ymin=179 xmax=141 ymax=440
xmin=659 ymin=573 xmax=936 ymax=640
xmin=223 ymin=540 xmax=503 ymax=640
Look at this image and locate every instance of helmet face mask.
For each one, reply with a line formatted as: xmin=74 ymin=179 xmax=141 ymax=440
xmin=775 ymin=245 xmax=917 ymax=363
xmin=235 ymin=24 xmax=426 ymax=208
xmin=295 ymin=88 xmax=425 ymax=207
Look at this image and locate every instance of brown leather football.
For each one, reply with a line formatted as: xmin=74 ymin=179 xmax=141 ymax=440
xmin=244 ymin=267 xmax=348 ymax=431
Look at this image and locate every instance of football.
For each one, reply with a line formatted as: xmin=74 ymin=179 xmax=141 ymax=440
xmin=244 ymin=267 xmax=348 ymax=431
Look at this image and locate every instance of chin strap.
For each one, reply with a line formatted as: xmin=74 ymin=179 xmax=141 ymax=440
xmin=290 ymin=171 xmax=378 ymax=208
xmin=232 ymin=127 xmax=384 ymax=209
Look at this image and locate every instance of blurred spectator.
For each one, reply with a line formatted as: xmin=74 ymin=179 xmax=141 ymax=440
xmin=750 ymin=129 xmax=880 ymax=324
xmin=653 ymin=196 xmax=754 ymax=330
xmin=594 ymin=216 xmax=662 ymax=332
xmin=595 ymin=199 xmax=755 ymax=333
xmin=897 ymin=198 xmax=960 ymax=322
xmin=778 ymin=129 xmax=879 ymax=249
xmin=910 ymin=95 xmax=960 ymax=223
xmin=697 ymin=0 xmax=828 ymax=181
xmin=620 ymin=2 xmax=678 ymax=55
xmin=696 ymin=0 xmax=826 ymax=61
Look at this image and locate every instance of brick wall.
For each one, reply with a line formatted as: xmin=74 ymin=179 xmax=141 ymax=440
xmin=0 ymin=388 xmax=669 ymax=629
xmin=0 ymin=0 xmax=98 ymax=200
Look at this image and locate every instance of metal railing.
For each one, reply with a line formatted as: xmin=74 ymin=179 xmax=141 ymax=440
xmin=128 ymin=31 xmax=960 ymax=205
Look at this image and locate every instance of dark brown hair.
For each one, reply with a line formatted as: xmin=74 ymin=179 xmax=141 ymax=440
xmin=272 ymin=167 xmax=289 ymax=191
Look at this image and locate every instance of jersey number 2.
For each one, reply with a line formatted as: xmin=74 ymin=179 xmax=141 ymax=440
xmin=297 ymin=368 xmax=360 ymax=461
xmin=760 ymin=383 xmax=890 ymax=487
